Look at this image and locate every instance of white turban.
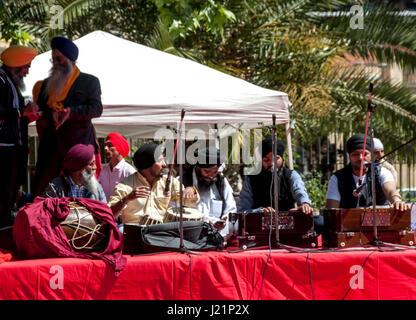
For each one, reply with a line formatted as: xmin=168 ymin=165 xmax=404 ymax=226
xmin=373 ymin=138 xmax=384 ymax=150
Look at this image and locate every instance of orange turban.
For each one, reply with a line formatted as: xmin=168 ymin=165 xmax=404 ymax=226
xmin=1 ymin=45 xmax=38 ymax=67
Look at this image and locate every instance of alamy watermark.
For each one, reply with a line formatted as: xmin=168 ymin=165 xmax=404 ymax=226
xmin=350 ymin=5 xmax=364 ymax=30
xmin=153 ymin=123 xmax=268 ymax=175
xmin=49 ymin=1 xmax=64 ymax=30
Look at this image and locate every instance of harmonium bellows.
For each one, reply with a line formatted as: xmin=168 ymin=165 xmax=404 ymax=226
xmin=322 ymin=207 xmax=415 ymax=247
xmin=229 ymin=210 xmax=317 ymax=250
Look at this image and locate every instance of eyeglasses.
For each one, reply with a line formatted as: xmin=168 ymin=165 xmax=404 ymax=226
xmin=49 ymin=57 xmax=66 ymax=64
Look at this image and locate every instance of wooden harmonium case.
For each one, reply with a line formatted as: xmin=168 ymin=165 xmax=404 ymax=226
xmin=323 ymin=207 xmax=411 ymax=232
xmin=230 ymin=210 xmax=317 ymax=249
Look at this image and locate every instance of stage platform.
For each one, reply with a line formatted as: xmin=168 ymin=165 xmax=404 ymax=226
xmin=1 ymin=245 xmax=416 ymax=300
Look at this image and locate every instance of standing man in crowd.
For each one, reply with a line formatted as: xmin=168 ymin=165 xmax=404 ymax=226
xmin=108 ymin=142 xmax=200 ymax=228
xmin=0 ymin=45 xmax=39 ymax=227
xmin=237 ymin=136 xmax=313 ymax=214
xmin=325 ymin=134 xmax=407 ymax=210
xmin=183 ymin=146 xmax=236 ymax=238
xmin=32 ymin=36 xmax=103 ymax=197
xmin=43 ymin=143 xmax=106 ymax=201
xmin=98 ymin=132 xmax=136 ymax=201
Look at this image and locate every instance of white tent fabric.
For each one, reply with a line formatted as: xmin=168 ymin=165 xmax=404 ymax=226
xmin=23 ymin=31 xmax=291 ymax=136
xmin=22 ymin=31 xmax=294 ymax=167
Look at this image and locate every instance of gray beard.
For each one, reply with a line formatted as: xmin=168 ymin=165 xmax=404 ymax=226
xmin=8 ymin=69 xmax=25 ymax=91
xmin=81 ymin=169 xmax=99 ymax=198
xmin=43 ymin=63 xmax=73 ymax=98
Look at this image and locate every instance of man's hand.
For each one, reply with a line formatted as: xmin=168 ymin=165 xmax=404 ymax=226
xmin=126 ymin=186 xmax=150 ymax=202
xmin=54 ymin=107 xmax=71 ymax=130
xmin=183 ymin=186 xmax=197 ymax=199
xmin=212 ymin=218 xmax=227 ymax=231
xmin=299 ymin=202 xmax=313 ymax=215
xmin=261 ymin=207 xmax=275 ymax=214
xmin=391 ymin=200 xmax=409 ymax=212
xmin=23 ymin=102 xmax=41 ymax=123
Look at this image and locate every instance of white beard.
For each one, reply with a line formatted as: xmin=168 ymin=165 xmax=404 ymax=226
xmin=43 ymin=62 xmax=73 ymax=98
xmin=81 ymin=169 xmax=99 ymax=198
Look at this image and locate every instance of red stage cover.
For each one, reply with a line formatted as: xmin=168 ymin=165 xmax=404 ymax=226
xmin=1 ymin=248 xmax=416 ymax=300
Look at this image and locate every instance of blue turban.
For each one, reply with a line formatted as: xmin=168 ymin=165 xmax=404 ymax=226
xmin=51 ymin=36 xmax=79 ymax=62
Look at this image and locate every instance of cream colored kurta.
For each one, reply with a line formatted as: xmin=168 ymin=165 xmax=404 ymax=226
xmin=108 ymin=172 xmax=200 ymax=225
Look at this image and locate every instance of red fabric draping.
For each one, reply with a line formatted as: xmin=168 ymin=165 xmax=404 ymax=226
xmin=1 ymin=248 xmax=416 ymax=300
xmin=12 ymin=197 xmax=126 ymax=276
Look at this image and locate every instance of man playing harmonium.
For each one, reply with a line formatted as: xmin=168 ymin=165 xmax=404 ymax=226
xmin=237 ymin=136 xmax=313 ymax=214
xmin=325 ymin=134 xmax=408 ymax=211
xmin=108 ymin=142 xmax=200 ymax=230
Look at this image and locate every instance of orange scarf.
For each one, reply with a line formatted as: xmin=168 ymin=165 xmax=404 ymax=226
xmin=32 ymin=65 xmax=80 ymax=112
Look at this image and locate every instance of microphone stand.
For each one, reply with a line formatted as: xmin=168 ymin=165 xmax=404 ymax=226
xmin=178 ymin=109 xmax=186 ymax=251
xmin=271 ymin=114 xmax=280 ymax=246
xmin=368 ymin=101 xmax=379 ymax=246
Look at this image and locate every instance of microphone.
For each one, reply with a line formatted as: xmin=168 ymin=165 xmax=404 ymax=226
xmin=353 ymin=183 xmax=366 ymax=197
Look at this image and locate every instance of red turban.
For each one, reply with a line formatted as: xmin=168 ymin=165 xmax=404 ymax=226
xmin=106 ymin=132 xmax=129 ymax=158
xmin=62 ymin=144 xmax=95 ymax=173
xmin=1 ymin=45 xmax=37 ymax=67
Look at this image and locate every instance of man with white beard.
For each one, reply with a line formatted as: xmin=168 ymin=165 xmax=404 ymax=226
xmin=0 ymin=45 xmax=39 ymax=227
xmin=32 ymin=36 xmax=103 ymax=198
xmin=43 ymin=143 xmax=106 ymax=202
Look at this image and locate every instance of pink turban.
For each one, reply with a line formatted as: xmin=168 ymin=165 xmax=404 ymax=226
xmin=62 ymin=144 xmax=95 ymax=172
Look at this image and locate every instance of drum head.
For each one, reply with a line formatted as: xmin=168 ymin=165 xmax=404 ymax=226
xmin=61 ymin=203 xmax=109 ymax=252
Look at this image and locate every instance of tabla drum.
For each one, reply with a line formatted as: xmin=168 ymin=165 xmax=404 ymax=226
xmin=136 ymin=214 xmax=164 ymax=226
xmin=60 ymin=202 xmax=108 ymax=252
xmin=163 ymin=206 xmax=204 ymax=223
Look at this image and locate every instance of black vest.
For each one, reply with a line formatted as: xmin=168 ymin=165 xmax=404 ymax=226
xmin=334 ymin=163 xmax=386 ymax=208
xmin=248 ymin=167 xmax=295 ymax=211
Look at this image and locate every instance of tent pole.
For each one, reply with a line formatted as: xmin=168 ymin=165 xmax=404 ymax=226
xmin=285 ymin=122 xmax=294 ymax=170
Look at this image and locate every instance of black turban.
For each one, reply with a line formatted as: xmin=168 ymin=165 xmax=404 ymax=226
xmin=195 ymin=146 xmax=225 ymax=168
xmin=133 ymin=142 xmax=162 ymax=170
xmin=51 ymin=36 xmax=79 ymax=62
xmin=261 ymin=136 xmax=285 ymax=158
xmin=346 ymin=134 xmax=371 ymax=153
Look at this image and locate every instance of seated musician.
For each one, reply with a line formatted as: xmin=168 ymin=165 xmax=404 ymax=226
xmin=183 ymin=146 xmax=236 ymax=238
xmin=325 ymin=134 xmax=408 ymax=211
xmin=237 ymin=136 xmax=314 ymax=215
xmin=108 ymin=142 xmax=200 ymax=228
xmin=43 ymin=144 xmax=107 ymax=202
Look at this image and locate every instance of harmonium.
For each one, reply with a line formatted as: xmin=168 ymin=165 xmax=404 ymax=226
xmin=322 ymin=206 xmax=415 ymax=248
xmin=229 ymin=210 xmax=318 ymax=250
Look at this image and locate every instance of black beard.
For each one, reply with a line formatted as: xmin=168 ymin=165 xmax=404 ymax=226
xmin=197 ymin=175 xmax=218 ymax=193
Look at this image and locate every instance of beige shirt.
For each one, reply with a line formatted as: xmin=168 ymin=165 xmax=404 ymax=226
xmin=108 ymin=172 xmax=200 ymax=225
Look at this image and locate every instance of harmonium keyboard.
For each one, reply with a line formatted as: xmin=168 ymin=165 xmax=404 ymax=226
xmin=229 ymin=210 xmax=317 ymax=249
xmin=322 ymin=207 xmax=415 ymax=248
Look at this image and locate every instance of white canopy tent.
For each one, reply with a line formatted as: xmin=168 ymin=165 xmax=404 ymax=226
xmin=23 ymin=31 xmax=294 ymax=168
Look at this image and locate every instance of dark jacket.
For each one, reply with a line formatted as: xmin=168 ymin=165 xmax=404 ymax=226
xmin=43 ymin=174 xmax=106 ymax=202
xmin=249 ymin=167 xmax=296 ymax=211
xmin=36 ymin=72 xmax=103 ymax=156
xmin=0 ymin=67 xmax=28 ymax=148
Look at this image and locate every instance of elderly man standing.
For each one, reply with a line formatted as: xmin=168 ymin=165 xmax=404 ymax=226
xmin=98 ymin=132 xmax=136 ymax=201
xmin=183 ymin=146 xmax=236 ymax=238
xmin=0 ymin=45 xmax=39 ymax=227
xmin=43 ymin=143 xmax=106 ymax=202
xmin=108 ymin=142 xmax=200 ymax=228
xmin=32 ymin=36 xmax=103 ymax=197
